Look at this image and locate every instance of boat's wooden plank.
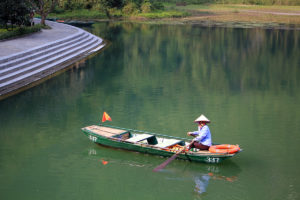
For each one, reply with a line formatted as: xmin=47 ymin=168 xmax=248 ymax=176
xmin=125 ymin=134 xmax=153 ymax=143
xmin=85 ymin=125 xmax=127 ymax=137
xmin=155 ymin=139 xmax=183 ymax=148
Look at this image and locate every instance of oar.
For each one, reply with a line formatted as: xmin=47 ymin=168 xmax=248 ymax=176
xmin=153 ymin=147 xmax=187 ymax=172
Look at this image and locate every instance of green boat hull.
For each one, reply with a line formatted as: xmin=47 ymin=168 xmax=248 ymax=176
xmin=82 ymin=125 xmax=239 ymax=164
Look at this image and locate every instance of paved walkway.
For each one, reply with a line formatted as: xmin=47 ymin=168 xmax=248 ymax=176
xmin=0 ymin=19 xmax=79 ymax=57
xmin=0 ymin=19 xmax=104 ymax=98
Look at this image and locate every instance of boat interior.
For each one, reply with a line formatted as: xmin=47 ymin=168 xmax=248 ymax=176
xmin=84 ymin=125 xmax=212 ymax=154
xmin=85 ymin=125 xmax=186 ymax=147
xmin=83 ymin=125 xmax=237 ymax=154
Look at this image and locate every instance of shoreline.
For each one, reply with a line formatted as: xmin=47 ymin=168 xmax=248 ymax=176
xmin=50 ymin=4 xmax=300 ymax=30
xmin=115 ymin=18 xmax=300 ymax=30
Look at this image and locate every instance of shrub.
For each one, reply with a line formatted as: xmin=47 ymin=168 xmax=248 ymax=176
xmin=0 ymin=24 xmax=42 ymax=40
xmin=151 ymin=1 xmax=165 ymax=10
xmin=122 ymin=2 xmax=140 ymax=15
xmin=108 ymin=7 xmax=123 ymax=17
xmin=53 ymin=6 xmax=65 ymax=14
xmin=64 ymin=0 xmax=84 ymax=10
xmin=85 ymin=2 xmax=93 ymax=10
xmin=141 ymin=1 xmax=152 ymax=13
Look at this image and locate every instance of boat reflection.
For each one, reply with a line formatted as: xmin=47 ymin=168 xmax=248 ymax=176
xmin=87 ymin=146 xmax=241 ymax=196
xmin=193 ymin=171 xmax=238 ymax=195
xmin=194 ymin=173 xmax=211 ymax=194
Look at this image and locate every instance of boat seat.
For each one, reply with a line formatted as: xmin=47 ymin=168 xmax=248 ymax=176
xmin=125 ymin=134 xmax=157 ymax=144
xmin=154 ymin=138 xmax=185 ymax=148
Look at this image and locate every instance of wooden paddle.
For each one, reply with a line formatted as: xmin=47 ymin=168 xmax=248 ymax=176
xmin=153 ymin=147 xmax=188 ymax=172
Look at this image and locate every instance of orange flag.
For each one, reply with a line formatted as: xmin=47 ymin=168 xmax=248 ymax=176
xmin=102 ymin=112 xmax=112 ymax=122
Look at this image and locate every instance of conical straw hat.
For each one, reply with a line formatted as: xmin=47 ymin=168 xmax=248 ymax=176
xmin=194 ymin=114 xmax=210 ymax=123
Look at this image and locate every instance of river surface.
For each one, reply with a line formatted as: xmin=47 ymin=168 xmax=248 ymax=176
xmin=0 ymin=22 xmax=300 ymax=200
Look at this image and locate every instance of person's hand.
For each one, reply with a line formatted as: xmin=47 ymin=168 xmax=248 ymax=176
xmin=187 ymin=132 xmax=191 ymax=136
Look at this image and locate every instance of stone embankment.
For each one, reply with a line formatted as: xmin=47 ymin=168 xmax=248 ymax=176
xmin=0 ymin=19 xmax=105 ymax=98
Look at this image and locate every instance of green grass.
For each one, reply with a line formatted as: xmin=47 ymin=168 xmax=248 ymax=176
xmin=160 ymin=0 xmax=300 ymax=6
xmin=48 ymin=8 xmax=189 ymax=20
xmin=164 ymin=2 xmax=300 ymax=11
xmin=137 ymin=11 xmax=190 ymax=19
xmin=48 ymin=9 xmax=107 ymax=20
xmin=164 ymin=3 xmax=211 ymax=10
xmin=0 ymin=24 xmax=43 ymax=41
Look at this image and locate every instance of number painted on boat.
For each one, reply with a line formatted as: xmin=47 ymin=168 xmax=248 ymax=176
xmin=207 ymin=157 xmax=220 ymax=163
xmin=207 ymin=166 xmax=220 ymax=173
xmin=89 ymin=135 xmax=97 ymax=142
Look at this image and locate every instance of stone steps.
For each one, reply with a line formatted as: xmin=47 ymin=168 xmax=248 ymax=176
xmin=0 ymin=22 xmax=105 ymax=96
xmin=0 ymin=33 xmax=94 ymax=81
xmin=0 ymin=31 xmax=87 ymax=71
xmin=0 ymin=30 xmax=85 ymax=65
xmin=0 ymin=36 xmax=97 ymax=85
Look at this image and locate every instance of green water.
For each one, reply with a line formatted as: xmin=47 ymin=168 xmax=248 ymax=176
xmin=1 ymin=22 xmax=300 ymax=199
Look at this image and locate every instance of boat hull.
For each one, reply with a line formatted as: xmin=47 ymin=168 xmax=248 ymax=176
xmin=82 ymin=126 xmax=238 ymax=164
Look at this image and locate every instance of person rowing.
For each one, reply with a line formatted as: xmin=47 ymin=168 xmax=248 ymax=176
xmin=187 ymin=114 xmax=212 ymax=151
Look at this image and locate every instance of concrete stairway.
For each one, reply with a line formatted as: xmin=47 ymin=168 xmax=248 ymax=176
xmin=0 ymin=22 xmax=105 ymax=96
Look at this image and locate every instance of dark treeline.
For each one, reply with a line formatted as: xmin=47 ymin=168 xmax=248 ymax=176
xmin=0 ymin=0 xmax=58 ymax=28
xmin=0 ymin=0 xmax=32 ymax=29
xmin=54 ymin=0 xmax=165 ymax=17
xmin=55 ymin=0 xmax=300 ymax=12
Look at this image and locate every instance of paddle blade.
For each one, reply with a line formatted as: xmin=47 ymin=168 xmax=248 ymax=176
xmin=153 ymin=148 xmax=186 ymax=172
xmin=102 ymin=112 xmax=112 ymax=122
xmin=153 ymin=153 xmax=178 ymax=172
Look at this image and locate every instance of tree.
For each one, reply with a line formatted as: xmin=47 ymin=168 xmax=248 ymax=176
xmin=98 ymin=0 xmax=124 ymax=18
xmin=102 ymin=0 xmax=124 ymax=8
xmin=0 ymin=0 xmax=31 ymax=29
xmin=30 ymin=0 xmax=58 ymax=26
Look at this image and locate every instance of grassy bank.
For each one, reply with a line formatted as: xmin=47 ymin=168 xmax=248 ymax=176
xmin=136 ymin=10 xmax=190 ymax=19
xmin=48 ymin=9 xmax=107 ymax=20
xmin=0 ymin=24 xmax=44 ymax=41
xmin=160 ymin=0 xmax=300 ymax=6
xmin=168 ymin=3 xmax=300 ymax=13
xmin=166 ymin=4 xmax=300 ymax=27
xmin=48 ymin=3 xmax=300 ymax=28
xmin=48 ymin=8 xmax=189 ymax=20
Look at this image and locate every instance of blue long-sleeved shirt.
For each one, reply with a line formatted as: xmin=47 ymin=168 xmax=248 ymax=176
xmin=190 ymin=125 xmax=212 ymax=146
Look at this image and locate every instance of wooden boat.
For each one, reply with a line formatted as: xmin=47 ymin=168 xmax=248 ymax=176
xmin=81 ymin=124 xmax=241 ymax=164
